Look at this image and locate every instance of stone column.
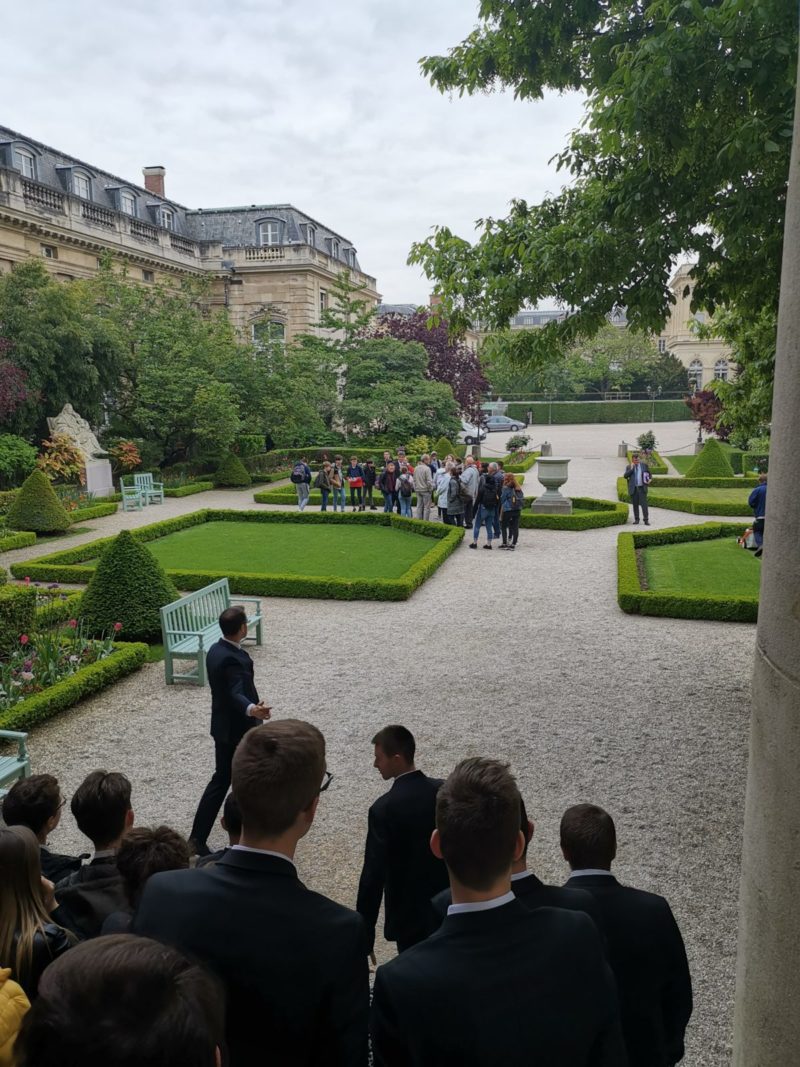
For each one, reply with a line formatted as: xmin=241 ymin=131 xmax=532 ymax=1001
xmin=732 ymin=56 xmax=800 ymax=1065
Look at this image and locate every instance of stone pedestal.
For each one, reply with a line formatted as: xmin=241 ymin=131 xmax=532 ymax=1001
xmin=84 ymin=459 xmax=114 ymax=498
xmin=531 ymin=456 xmax=572 ymax=514
xmin=540 ymin=441 xmax=553 ymax=456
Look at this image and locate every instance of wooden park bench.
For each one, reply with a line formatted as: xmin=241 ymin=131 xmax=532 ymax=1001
xmin=120 ymin=479 xmax=144 ymax=511
xmin=134 ymin=472 xmax=165 ymax=504
xmin=160 ymin=578 xmax=263 ymax=686
xmin=0 ymin=729 xmax=31 ymax=799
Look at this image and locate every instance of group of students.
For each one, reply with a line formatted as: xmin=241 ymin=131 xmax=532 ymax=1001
xmin=291 ymin=449 xmax=526 ymax=548
xmin=0 ymin=719 xmax=692 ymax=1067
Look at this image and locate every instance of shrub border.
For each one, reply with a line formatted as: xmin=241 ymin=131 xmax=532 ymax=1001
xmin=520 ymin=497 xmax=629 ymax=530
xmin=0 ymin=641 xmax=148 ymax=732
xmin=0 ymin=531 xmax=36 ymax=552
xmin=10 ymin=509 xmax=465 ymax=602
xmin=617 ymin=522 xmax=758 ymax=622
xmin=625 ymin=450 xmax=668 ymax=475
xmin=616 ymin=478 xmax=754 ymax=516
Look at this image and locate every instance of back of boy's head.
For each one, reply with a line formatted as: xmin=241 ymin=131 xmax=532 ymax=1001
xmin=71 ymin=771 xmax=132 ymax=849
xmin=2 ymin=774 xmax=61 ymax=836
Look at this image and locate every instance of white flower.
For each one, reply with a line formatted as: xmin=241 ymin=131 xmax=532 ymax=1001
xmin=21 ymin=671 xmax=34 ymax=681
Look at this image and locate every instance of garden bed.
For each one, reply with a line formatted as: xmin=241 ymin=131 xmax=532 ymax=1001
xmin=616 ymin=477 xmax=756 ymax=516
xmin=617 ymin=522 xmax=758 ymax=622
xmin=11 ymin=509 xmax=464 ymax=602
xmin=520 ymin=497 xmax=628 ymax=530
xmin=625 ymin=450 xmax=669 ymax=475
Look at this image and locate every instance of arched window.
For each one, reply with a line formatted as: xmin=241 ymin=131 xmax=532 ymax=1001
xmin=72 ymin=170 xmax=91 ymax=199
xmin=301 ymin=223 xmax=315 ymax=247
xmin=252 ymin=320 xmax=285 ymax=353
xmin=688 ymin=360 xmax=703 ymax=389
xmin=120 ymin=190 xmax=137 ymax=217
xmin=258 ymin=220 xmax=282 ymax=246
xmin=13 ymin=147 xmax=36 ymax=179
xmin=160 ymin=208 xmax=174 ymax=231
xmin=714 ymin=359 xmax=729 ymax=382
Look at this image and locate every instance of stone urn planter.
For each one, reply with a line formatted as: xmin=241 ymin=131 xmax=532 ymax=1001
xmin=531 ymin=456 xmax=573 ymax=514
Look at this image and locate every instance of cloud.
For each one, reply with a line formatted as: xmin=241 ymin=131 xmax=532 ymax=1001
xmin=2 ymin=0 xmax=584 ymax=302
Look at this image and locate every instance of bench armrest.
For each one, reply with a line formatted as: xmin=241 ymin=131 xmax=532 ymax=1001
xmin=233 ymin=597 xmax=262 ymax=609
xmin=0 ymin=729 xmax=28 ymax=742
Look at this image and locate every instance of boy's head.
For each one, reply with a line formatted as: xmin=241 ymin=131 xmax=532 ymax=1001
xmin=71 ymin=771 xmax=133 ymax=850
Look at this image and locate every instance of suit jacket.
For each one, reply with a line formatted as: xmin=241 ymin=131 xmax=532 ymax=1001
xmin=134 ymin=849 xmax=369 ymax=1067
xmin=371 ymin=898 xmax=625 ymax=1066
xmin=206 ymin=638 xmax=260 ymax=745
xmin=431 ymin=870 xmax=601 ymax=928
xmin=623 ymin=463 xmax=651 ymax=494
xmin=356 ymin=771 xmax=448 ymax=951
xmin=566 ymin=874 xmax=692 ymax=1066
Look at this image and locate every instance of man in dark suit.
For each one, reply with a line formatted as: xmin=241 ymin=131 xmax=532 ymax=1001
xmin=135 ymin=719 xmax=369 ymax=1067
xmin=623 ymin=452 xmax=652 ymax=525
xmin=357 ymin=725 xmax=448 ymax=956
xmin=431 ymin=795 xmax=598 ymax=924
xmin=188 ymin=606 xmax=271 ymax=855
xmin=370 ymin=758 xmax=625 ymax=1066
xmin=561 ymin=803 xmax=693 ymax=1066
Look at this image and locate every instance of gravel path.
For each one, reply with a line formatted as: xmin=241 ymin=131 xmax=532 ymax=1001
xmin=1 ymin=423 xmax=750 ymax=1065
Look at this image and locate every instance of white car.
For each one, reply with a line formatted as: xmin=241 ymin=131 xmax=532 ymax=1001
xmin=460 ymin=420 xmax=487 ymax=445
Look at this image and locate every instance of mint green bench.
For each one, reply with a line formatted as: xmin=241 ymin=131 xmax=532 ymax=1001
xmin=0 ymin=729 xmax=31 ymax=799
xmin=160 ymin=579 xmax=263 ymax=686
xmin=134 ymin=472 xmax=164 ymax=504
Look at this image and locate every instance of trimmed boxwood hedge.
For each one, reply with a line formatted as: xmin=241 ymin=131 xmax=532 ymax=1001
xmin=505 ymin=399 xmax=691 ymax=423
xmin=617 ymin=522 xmax=757 ymax=622
xmin=0 ymin=531 xmax=36 ymax=552
xmin=625 ymin=450 xmax=668 ymax=475
xmin=34 ymin=591 xmax=83 ymax=629
xmin=684 ymin=438 xmax=735 ymax=478
xmin=0 ymin=585 xmax=36 ymax=655
xmin=520 ymin=497 xmax=628 ymax=530
xmin=164 ymin=481 xmax=214 ymax=498
xmin=616 ymin=478 xmax=753 ymax=516
xmin=0 ymin=642 xmax=148 ymax=732
xmin=70 ymin=502 xmax=119 ymax=522
xmin=11 ymin=509 xmax=464 ymax=602
xmin=7 ymin=471 xmax=71 ymax=534
xmin=501 ymin=451 xmax=540 ymax=474
xmin=741 ymin=452 xmax=769 ymax=474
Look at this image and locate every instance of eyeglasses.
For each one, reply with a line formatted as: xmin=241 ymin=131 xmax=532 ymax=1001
xmin=318 ymin=771 xmax=334 ymax=794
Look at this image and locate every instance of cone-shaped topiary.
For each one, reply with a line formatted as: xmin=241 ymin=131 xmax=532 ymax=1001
xmin=80 ymin=530 xmax=179 ymax=642
xmin=213 ymin=452 xmax=251 ymax=487
xmin=433 ymin=436 xmax=457 ymax=459
xmin=685 ymin=438 xmax=735 ymax=478
xmin=7 ymin=470 xmax=70 ymax=534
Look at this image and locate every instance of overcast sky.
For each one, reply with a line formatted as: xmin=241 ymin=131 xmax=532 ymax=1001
xmin=3 ymin=0 xmax=584 ymax=304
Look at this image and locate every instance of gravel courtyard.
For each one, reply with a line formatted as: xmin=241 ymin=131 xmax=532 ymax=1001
xmin=3 ymin=422 xmax=753 ymax=1065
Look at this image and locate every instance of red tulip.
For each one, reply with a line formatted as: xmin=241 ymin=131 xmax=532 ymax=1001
xmin=113 ymin=622 xmax=123 ymax=632
xmin=68 ymin=619 xmax=78 ymax=629
xmin=20 ymin=634 xmax=29 ymax=645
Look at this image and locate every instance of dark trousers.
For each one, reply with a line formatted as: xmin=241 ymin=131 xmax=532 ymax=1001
xmin=349 ymin=486 xmax=363 ymax=507
xmin=463 ymin=498 xmax=475 ymax=528
xmin=630 ymin=487 xmax=649 ymax=522
xmin=190 ymin=738 xmax=236 ymax=847
xmin=364 ymin=486 xmax=374 ymax=507
xmin=501 ymin=511 xmax=520 ymax=545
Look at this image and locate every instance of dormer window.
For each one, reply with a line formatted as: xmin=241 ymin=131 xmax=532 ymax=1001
xmin=72 ymin=171 xmax=91 ymax=200
xmin=13 ymin=147 xmax=35 ymax=179
xmin=120 ymin=190 xmax=136 ymax=217
xmin=301 ymin=224 xmax=315 ymax=247
xmin=258 ymin=220 xmax=282 ymax=247
xmin=327 ymin=238 xmax=340 ymax=259
xmin=160 ymin=208 xmax=174 ymax=231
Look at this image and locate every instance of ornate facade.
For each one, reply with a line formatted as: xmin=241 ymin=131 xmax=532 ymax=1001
xmin=660 ymin=263 xmax=733 ymax=389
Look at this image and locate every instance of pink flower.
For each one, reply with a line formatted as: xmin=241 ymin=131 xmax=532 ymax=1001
xmin=113 ymin=622 xmax=123 ymax=632
xmin=20 ymin=634 xmax=29 ymax=645
xmin=68 ymin=619 xmax=78 ymax=629
xmin=23 ymin=660 xmax=32 ymax=671
xmin=21 ymin=671 xmax=34 ymax=682
xmin=24 ymin=576 xmax=30 ymax=585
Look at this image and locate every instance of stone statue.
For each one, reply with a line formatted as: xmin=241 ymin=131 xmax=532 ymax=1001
xmin=47 ymin=403 xmax=106 ymax=461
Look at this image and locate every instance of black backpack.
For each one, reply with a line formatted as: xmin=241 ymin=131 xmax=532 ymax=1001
xmin=482 ymin=479 xmax=498 ymax=509
xmin=290 ymin=462 xmax=306 ymax=484
xmin=400 ymin=477 xmax=413 ymax=498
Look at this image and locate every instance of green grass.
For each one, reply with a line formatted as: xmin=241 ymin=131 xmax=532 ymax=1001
xmin=667 ymin=455 xmax=696 ymax=475
xmin=643 ymin=537 xmax=761 ymax=597
xmin=650 ymin=486 xmax=751 ymax=508
xmin=88 ymin=521 xmax=434 ymax=581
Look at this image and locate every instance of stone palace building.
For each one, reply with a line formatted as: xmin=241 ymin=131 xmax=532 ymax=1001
xmin=0 ymin=125 xmax=380 ymax=346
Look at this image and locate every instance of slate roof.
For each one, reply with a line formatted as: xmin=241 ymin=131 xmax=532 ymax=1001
xmin=376 ymin=303 xmax=422 ymax=317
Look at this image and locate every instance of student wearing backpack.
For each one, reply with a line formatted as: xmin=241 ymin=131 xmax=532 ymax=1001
xmin=397 ymin=465 xmax=414 ymax=518
xmin=500 ymin=473 xmax=525 ymax=550
xmin=347 ymin=456 xmax=365 ymax=511
xmin=445 ymin=466 xmax=465 ymax=527
xmin=314 ymin=461 xmax=333 ymax=511
xmin=331 ymin=456 xmax=346 ymax=512
xmin=363 ymin=460 xmax=378 ymax=510
xmin=379 ymin=462 xmax=399 ymax=514
xmin=470 ymin=468 xmax=499 ymax=549
xmin=290 ymin=458 xmax=312 ymax=511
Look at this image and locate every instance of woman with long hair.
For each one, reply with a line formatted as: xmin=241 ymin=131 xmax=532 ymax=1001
xmin=500 ymin=472 xmax=525 ymax=550
xmin=0 ymin=826 xmax=72 ymax=998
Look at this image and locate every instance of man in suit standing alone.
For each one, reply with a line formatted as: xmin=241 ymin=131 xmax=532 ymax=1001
xmin=561 ymin=803 xmax=693 ymax=1066
xmin=623 ymin=451 xmax=652 ymax=525
xmin=189 ymin=606 xmax=271 ymax=856
xmin=357 ymin=725 xmax=448 ymax=957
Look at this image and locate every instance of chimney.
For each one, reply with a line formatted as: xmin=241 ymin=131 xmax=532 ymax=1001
xmin=142 ymin=166 xmax=166 ymax=197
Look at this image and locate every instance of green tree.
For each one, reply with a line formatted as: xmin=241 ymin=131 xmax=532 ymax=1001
xmin=410 ymin=0 xmax=797 ymax=426
xmin=190 ymin=382 xmax=241 ymax=460
xmin=318 ymin=269 xmax=376 ymax=350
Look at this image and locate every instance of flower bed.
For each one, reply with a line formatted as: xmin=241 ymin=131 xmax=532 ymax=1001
xmin=625 ymin=450 xmax=669 ymax=475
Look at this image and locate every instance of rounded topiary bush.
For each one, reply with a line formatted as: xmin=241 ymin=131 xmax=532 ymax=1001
xmin=7 ymin=470 xmax=70 ymax=534
xmin=213 ymin=452 xmax=252 ymax=487
xmin=433 ymin=436 xmax=457 ymax=459
xmin=80 ymin=530 xmax=179 ymax=642
xmin=685 ymin=438 xmax=735 ymax=478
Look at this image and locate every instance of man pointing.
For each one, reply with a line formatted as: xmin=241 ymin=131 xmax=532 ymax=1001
xmin=189 ymin=606 xmax=271 ymax=856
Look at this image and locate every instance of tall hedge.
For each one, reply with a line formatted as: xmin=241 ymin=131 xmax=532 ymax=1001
xmin=0 ymin=585 xmax=36 ymax=656
xmin=433 ymin=436 xmax=457 ymax=458
xmin=685 ymin=438 xmax=736 ymax=478
xmin=7 ymin=470 xmax=70 ymax=534
xmin=505 ymin=399 xmax=691 ymax=423
xmin=214 ymin=452 xmax=252 ymax=488
xmin=80 ymin=530 xmax=179 ymax=642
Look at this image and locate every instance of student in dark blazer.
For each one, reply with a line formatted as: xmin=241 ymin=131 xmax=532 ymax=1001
xmin=188 ymin=606 xmax=271 ymax=855
xmin=357 ymin=726 xmax=448 ymax=955
xmin=623 ymin=452 xmax=652 ymax=525
xmin=561 ymin=803 xmax=693 ymax=1067
xmin=370 ymin=758 xmax=625 ymax=1067
xmin=136 ymin=720 xmax=369 ymax=1067
xmin=431 ymin=796 xmax=599 ymax=925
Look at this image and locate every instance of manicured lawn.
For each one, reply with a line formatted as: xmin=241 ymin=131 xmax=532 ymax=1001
xmin=93 ymin=521 xmax=435 ymax=580
xmin=653 ymin=486 xmax=751 ymax=508
xmin=667 ymin=455 xmax=696 ymax=475
xmin=643 ymin=537 xmax=761 ymax=597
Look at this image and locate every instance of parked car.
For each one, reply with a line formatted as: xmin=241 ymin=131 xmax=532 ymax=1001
xmin=483 ymin=414 xmax=523 ymax=433
xmin=460 ymin=420 xmax=487 ymax=445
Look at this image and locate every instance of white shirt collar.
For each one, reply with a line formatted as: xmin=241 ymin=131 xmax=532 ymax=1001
xmin=447 ymin=891 xmax=515 ymax=916
xmin=222 ymin=637 xmax=241 ymax=649
xmin=393 ymin=769 xmax=417 ymax=781
xmin=569 ymin=868 xmax=614 ymax=878
xmin=510 ymin=870 xmax=532 ymax=882
xmin=231 ymin=844 xmax=296 ymax=869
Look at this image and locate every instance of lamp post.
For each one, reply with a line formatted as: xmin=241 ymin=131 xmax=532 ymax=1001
xmin=544 ymin=390 xmax=556 ymax=426
xmin=647 ymin=384 xmax=662 ymax=422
